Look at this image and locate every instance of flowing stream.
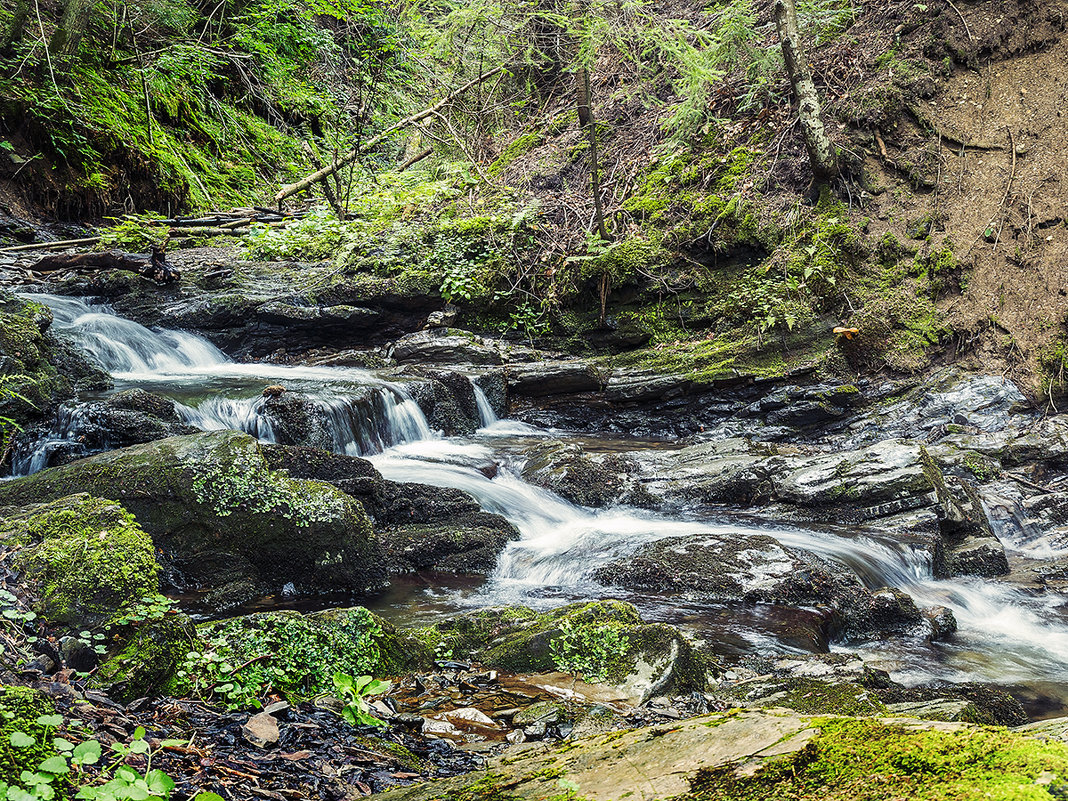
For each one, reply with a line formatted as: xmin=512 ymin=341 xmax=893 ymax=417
xmin=17 ymin=294 xmax=1068 ymax=711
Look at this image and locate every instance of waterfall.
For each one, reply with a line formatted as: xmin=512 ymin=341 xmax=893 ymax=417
xmin=18 ymin=295 xmax=437 ymax=465
xmin=18 ymin=293 xmax=1068 ymax=693
xmin=472 ymin=383 xmax=497 ymax=428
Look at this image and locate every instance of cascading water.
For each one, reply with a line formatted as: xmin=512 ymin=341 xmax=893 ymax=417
xmin=16 ymin=295 xmax=434 ymax=469
xmin=18 ymin=292 xmax=1068 ymax=698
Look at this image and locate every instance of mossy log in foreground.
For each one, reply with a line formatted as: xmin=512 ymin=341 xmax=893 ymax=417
xmin=371 ymin=707 xmax=1068 ymax=801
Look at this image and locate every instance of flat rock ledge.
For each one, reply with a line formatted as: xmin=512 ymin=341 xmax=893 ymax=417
xmin=371 ymin=708 xmax=1011 ymax=801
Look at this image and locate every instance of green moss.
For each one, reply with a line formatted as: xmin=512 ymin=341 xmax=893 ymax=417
xmin=755 ymin=679 xmax=889 ymax=717
xmin=2 ymin=495 xmax=159 ymax=627
xmin=962 ymin=453 xmax=1000 ymax=483
xmin=683 ymin=718 xmax=1068 ymax=800
xmin=488 ymin=131 xmax=543 ymax=175
xmin=0 ymin=686 xmax=63 ymax=789
xmin=92 ymin=614 xmax=197 ymax=703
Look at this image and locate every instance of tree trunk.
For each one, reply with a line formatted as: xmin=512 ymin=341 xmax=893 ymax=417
xmin=577 ymin=66 xmax=608 ymax=241
xmin=774 ymin=0 xmax=838 ymax=186
xmin=49 ymin=0 xmax=93 ymax=55
xmin=1 ymin=0 xmax=29 ymax=56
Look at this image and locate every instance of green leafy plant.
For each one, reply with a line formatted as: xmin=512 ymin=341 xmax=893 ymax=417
xmin=176 ymin=608 xmax=384 ymax=709
xmin=549 ymin=621 xmax=630 ymax=684
xmin=113 ymin=595 xmax=178 ymax=627
xmin=2 ymin=722 xmax=216 ymax=801
xmin=332 ymin=673 xmax=391 ymax=727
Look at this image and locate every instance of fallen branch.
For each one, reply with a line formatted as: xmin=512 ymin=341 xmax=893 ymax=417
xmin=275 ymin=65 xmax=507 ymax=204
xmin=28 ymin=248 xmax=179 ymax=284
xmin=0 ymin=236 xmax=100 ymax=253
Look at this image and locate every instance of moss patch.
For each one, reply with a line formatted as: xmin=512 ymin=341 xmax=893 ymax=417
xmin=684 ymin=718 xmax=1068 ymax=800
xmin=0 ymin=685 xmax=62 ymax=788
xmin=92 ymin=614 xmax=197 ymax=703
xmin=2 ymin=494 xmax=159 ymax=627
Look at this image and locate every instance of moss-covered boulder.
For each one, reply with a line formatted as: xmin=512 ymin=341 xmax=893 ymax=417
xmin=188 ymin=607 xmax=431 ymax=702
xmin=92 ymin=613 xmax=197 ymax=703
xmin=0 ymin=494 xmax=159 ymax=627
xmin=416 ymin=601 xmax=711 ymax=703
xmin=0 ymin=685 xmax=63 ymax=787
xmin=0 ymin=431 xmax=385 ymax=607
xmin=261 ymin=444 xmax=519 ymax=574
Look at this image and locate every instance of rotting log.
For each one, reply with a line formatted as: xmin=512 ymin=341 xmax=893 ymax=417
xmin=28 ymin=248 xmax=180 ymax=284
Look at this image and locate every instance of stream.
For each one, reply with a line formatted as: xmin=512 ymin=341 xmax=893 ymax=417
xmin=16 ymin=293 xmax=1068 ymax=716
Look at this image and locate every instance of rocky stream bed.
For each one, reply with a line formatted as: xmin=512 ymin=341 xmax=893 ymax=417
xmin=6 ymin=256 xmax=1068 ymax=798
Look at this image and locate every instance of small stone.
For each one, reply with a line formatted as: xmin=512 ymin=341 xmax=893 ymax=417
xmin=263 ymin=700 xmax=290 ymax=716
xmin=241 ymin=712 xmax=280 ymax=748
xmin=506 ymin=729 xmax=526 ymax=744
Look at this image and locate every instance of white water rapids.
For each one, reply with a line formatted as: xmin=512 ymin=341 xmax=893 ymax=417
xmin=17 ymin=294 xmax=1068 ymax=699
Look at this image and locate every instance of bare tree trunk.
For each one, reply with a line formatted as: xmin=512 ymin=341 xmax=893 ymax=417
xmin=774 ymin=0 xmax=838 ymax=186
xmin=576 ymin=66 xmax=608 ymax=241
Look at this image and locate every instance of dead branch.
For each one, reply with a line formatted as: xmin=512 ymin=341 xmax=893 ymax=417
xmin=274 ymin=66 xmax=507 ymax=204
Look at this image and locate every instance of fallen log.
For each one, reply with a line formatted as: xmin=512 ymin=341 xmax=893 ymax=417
xmin=274 ymin=65 xmax=507 ymax=204
xmin=30 ymin=247 xmax=180 ymax=284
xmin=0 ymin=237 xmax=100 ymax=254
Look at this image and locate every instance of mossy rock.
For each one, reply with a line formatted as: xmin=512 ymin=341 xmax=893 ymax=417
xmin=0 ymin=431 xmax=385 ymax=607
xmin=0 ymin=685 xmax=64 ymax=789
xmin=370 ymin=708 xmax=1068 ymax=801
xmin=0 ymin=293 xmax=107 ymax=437
xmin=0 ymin=494 xmax=159 ymax=627
xmin=92 ymin=613 xmax=197 ymax=703
xmin=415 ymin=601 xmax=711 ymax=702
xmin=189 ymin=607 xmax=431 ymax=702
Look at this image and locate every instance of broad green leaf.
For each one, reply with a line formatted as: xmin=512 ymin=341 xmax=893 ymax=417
xmin=72 ymin=740 xmax=102 ymax=765
xmin=144 ymin=770 xmax=175 ymax=795
xmin=52 ymin=738 xmax=74 ymax=752
xmin=35 ymin=715 xmax=63 ymax=728
xmin=38 ymin=755 xmax=69 ymax=774
xmin=9 ymin=732 xmax=35 ymax=748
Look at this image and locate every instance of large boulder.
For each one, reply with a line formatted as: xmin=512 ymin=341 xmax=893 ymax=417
xmin=401 ymin=369 xmax=482 ymax=436
xmin=0 ymin=494 xmax=159 ymax=627
xmin=92 ymin=613 xmax=197 ymax=703
xmin=262 ymin=445 xmax=519 ymax=574
xmin=416 ymin=601 xmax=712 ymax=704
xmin=14 ymin=389 xmax=197 ymax=471
xmin=0 ymin=431 xmax=385 ymax=608
xmin=507 ymin=362 xmax=604 ymax=397
xmin=521 ymin=441 xmax=657 ymax=508
xmin=593 ymin=533 xmax=924 ymax=641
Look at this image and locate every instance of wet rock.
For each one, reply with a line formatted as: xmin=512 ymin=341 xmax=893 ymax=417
xmin=507 ymin=362 xmax=604 ymax=397
xmin=921 ymin=605 xmax=958 ymax=642
xmin=261 ymin=391 xmax=336 ymax=451
xmin=0 ymin=494 xmax=159 ymax=627
xmin=416 ymin=601 xmax=712 ymax=704
xmin=390 ymin=330 xmax=504 ymax=365
xmin=401 ymin=370 xmax=481 ymax=436
xmin=885 ymin=699 xmax=977 ymax=721
xmin=945 ymin=535 xmax=1010 ymax=577
xmin=0 ymin=431 xmax=385 ymax=607
xmin=59 ymin=636 xmax=99 ymax=672
xmin=593 ymin=534 xmax=923 ymax=640
xmin=472 ymin=371 xmax=507 ymax=418
xmin=521 ymin=441 xmax=657 ymax=508
xmin=603 ymin=371 xmax=692 ymax=403
xmin=261 ymin=445 xmax=519 ymax=575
